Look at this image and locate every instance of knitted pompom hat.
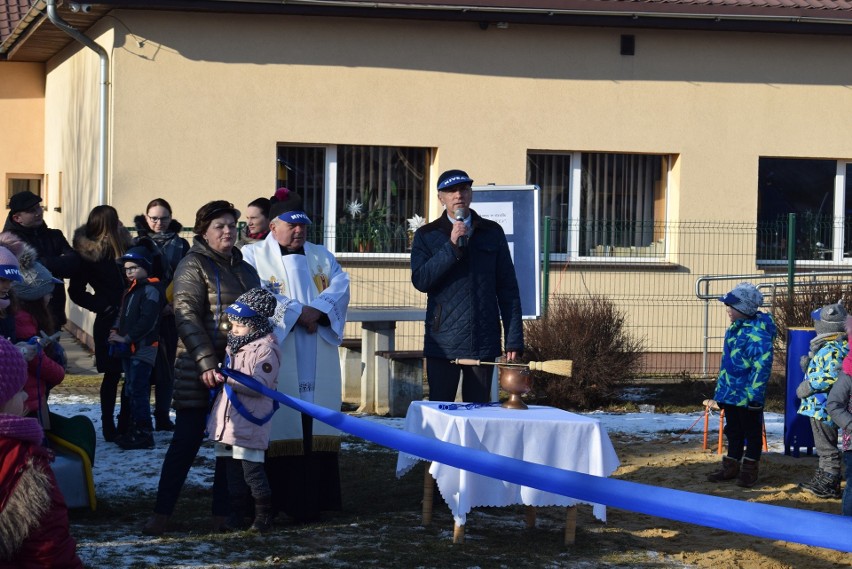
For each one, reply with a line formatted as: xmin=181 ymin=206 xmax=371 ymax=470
xmin=269 ymin=187 xmax=311 ymax=225
xmin=225 ymin=287 xmax=276 ymax=334
xmin=0 ymin=337 xmax=27 ymax=407
xmin=13 ymin=260 xmax=61 ymax=301
xmin=812 ymin=302 xmax=847 ymax=335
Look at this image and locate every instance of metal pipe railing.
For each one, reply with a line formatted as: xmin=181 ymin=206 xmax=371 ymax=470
xmin=695 ymin=270 xmax=852 ymax=376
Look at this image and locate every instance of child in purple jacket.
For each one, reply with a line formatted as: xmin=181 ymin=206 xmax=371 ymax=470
xmin=208 ymin=288 xmax=281 ymax=532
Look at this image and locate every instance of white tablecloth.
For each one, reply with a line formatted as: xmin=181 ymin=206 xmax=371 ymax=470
xmin=395 ymin=401 xmax=620 ymax=526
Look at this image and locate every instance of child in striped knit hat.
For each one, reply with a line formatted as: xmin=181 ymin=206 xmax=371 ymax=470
xmin=0 ymin=336 xmax=83 ymax=567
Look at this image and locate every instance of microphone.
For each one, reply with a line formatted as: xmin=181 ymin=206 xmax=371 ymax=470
xmin=454 ymin=209 xmax=468 ymax=248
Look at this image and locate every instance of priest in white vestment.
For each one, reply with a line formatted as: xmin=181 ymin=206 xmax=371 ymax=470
xmin=242 ymin=189 xmax=350 ymax=522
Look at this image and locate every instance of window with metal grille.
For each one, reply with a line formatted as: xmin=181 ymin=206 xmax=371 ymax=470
xmin=277 ymin=144 xmax=430 ymax=254
xmin=527 ymin=152 xmax=669 ymax=259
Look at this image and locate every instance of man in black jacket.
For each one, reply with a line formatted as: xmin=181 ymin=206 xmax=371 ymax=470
xmin=4 ymin=191 xmax=78 ymax=328
xmin=411 ymin=169 xmax=524 ymax=403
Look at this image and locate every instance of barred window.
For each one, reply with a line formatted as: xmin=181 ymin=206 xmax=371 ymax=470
xmin=277 ymin=144 xmax=430 ymax=254
xmin=527 ymin=152 xmax=669 ymax=259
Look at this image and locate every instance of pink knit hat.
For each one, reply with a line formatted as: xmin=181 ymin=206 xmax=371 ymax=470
xmin=0 ymin=337 xmax=27 ymax=407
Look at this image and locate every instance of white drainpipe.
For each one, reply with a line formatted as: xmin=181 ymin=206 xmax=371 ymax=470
xmin=46 ymin=0 xmax=109 ymax=205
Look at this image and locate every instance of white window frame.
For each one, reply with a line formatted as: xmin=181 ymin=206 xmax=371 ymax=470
xmin=547 ymin=152 xmax=671 ymax=263
xmin=758 ymin=160 xmax=852 ymax=266
xmin=280 ymin=143 xmax=427 ymax=259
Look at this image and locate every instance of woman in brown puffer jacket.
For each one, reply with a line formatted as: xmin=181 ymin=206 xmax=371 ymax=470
xmin=142 ymin=200 xmax=259 ymax=536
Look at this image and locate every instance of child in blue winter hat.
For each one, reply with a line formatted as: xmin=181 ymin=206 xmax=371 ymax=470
xmin=795 ymin=302 xmax=848 ymax=498
xmin=708 ymin=282 xmax=776 ymax=488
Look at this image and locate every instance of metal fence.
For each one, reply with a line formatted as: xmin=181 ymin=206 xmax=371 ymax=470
xmin=310 ymin=219 xmax=852 ymax=377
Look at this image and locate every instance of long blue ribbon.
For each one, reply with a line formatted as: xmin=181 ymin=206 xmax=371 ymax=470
xmin=220 ymin=367 xmax=852 ymax=552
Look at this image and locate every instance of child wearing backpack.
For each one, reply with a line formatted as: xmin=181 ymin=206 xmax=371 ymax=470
xmin=208 ymin=288 xmax=281 ymax=533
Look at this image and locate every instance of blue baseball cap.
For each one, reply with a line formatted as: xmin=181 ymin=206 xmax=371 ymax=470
xmin=0 ymin=246 xmax=22 ymax=282
xmin=276 ymin=210 xmax=312 ymax=225
xmin=437 ymin=169 xmax=474 ymax=192
xmin=225 ymin=300 xmax=258 ymax=318
xmin=117 ymin=247 xmax=153 ymax=274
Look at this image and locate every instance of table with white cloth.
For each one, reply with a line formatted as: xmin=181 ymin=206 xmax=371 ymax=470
xmin=395 ymin=401 xmax=620 ymax=543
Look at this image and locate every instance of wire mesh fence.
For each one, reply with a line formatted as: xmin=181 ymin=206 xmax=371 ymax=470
xmin=323 ymin=220 xmax=852 ymax=377
xmin=65 ymin=220 xmax=852 ymax=382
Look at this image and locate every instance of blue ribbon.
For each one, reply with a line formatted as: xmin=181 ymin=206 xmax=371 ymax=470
xmin=220 ymin=367 xmax=852 ymax=552
xmin=224 ymin=383 xmax=279 ymax=426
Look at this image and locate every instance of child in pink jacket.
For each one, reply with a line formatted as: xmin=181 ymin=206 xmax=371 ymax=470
xmin=208 ymin=288 xmax=281 ymax=533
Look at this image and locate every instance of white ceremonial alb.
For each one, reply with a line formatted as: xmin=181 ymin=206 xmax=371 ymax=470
xmin=243 ymin=235 xmax=350 ymax=447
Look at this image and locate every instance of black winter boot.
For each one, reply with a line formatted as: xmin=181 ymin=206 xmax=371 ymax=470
xmin=736 ymin=457 xmax=759 ymax=488
xmin=142 ymin=514 xmax=169 ymax=536
xmin=155 ymin=415 xmax=175 ymax=432
xmin=800 ymin=470 xmax=841 ymax=499
xmin=250 ymin=498 xmax=274 ymax=533
xmin=799 ymin=470 xmax=824 ymax=493
xmin=102 ymin=416 xmax=118 ymax=442
xmin=116 ymin=398 xmax=131 ymax=437
xmin=707 ymin=456 xmax=740 ymax=482
xmin=226 ymin=496 xmax=250 ymax=531
xmin=115 ymin=424 xmax=154 ymax=450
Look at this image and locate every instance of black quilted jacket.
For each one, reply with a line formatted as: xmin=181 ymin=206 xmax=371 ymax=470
xmin=411 ymin=210 xmax=523 ymax=360
xmin=171 ymin=237 xmax=259 ymax=410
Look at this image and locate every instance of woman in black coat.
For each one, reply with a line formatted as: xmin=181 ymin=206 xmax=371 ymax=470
xmin=68 ymin=206 xmax=134 ymax=442
xmin=132 ymin=198 xmax=190 ymax=431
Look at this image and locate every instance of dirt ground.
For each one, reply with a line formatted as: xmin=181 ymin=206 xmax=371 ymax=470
xmin=597 ymin=433 xmax=849 ymax=569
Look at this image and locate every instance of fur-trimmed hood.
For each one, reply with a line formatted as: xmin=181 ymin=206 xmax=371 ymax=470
xmin=72 ymin=225 xmax=134 ymax=263
xmin=133 ymin=214 xmax=184 ymax=237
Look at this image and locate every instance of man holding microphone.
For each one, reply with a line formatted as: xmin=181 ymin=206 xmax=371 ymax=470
xmin=410 ymin=169 xmax=524 ymax=403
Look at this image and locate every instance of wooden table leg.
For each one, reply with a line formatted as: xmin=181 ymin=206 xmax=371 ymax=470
xmin=525 ymin=506 xmax=536 ymax=528
xmin=453 ymin=523 xmax=465 ymax=543
xmin=564 ymin=506 xmax=577 ymax=545
xmin=422 ymin=465 xmax=434 ymax=526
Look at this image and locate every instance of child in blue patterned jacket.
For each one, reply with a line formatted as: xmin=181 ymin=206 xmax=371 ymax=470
xmin=796 ymin=302 xmax=848 ymax=499
xmin=707 ymin=282 xmax=776 ymax=488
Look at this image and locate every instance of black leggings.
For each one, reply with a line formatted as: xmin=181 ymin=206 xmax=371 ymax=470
xmin=721 ymin=403 xmax=764 ymax=461
xmin=226 ymin=458 xmax=271 ymax=502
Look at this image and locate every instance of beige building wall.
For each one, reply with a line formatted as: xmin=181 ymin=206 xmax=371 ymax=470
xmin=0 ymin=62 xmax=45 ymax=210
xmin=40 ymin=10 xmax=852 ymax=360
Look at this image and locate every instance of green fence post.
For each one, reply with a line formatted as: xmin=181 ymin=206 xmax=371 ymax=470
xmin=787 ymin=213 xmax=796 ymax=299
xmin=541 ymin=216 xmax=551 ymax=317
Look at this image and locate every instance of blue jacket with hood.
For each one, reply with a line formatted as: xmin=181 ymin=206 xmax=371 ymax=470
xmin=714 ymin=311 xmax=776 ymax=407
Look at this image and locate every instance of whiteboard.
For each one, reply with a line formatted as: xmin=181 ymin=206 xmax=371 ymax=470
xmin=472 ymin=185 xmax=541 ymax=319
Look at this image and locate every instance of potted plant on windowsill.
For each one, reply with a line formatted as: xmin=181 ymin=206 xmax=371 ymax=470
xmin=345 ymin=197 xmax=393 ymax=253
xmin=406 ymin=213 xmax=425 ymax=250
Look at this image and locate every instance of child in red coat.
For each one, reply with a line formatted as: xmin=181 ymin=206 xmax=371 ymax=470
xmin=0 ymin=336 xmax=83 ymax=568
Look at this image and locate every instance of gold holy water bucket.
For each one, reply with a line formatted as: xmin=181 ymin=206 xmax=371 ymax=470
xmin=497 ymin=358 xmax=532 ymax=410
